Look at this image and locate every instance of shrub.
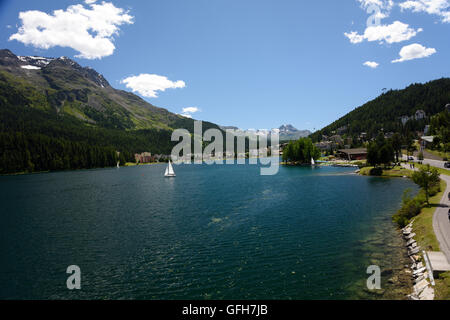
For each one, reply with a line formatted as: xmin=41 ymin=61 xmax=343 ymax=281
xmin=393 ymin=198 xmax=422 ymax=227
xmin=393 ymin=215 xmax=410 ymax=228
xmin=428 ymin=183 xmax=441 ymax=197
xmin=393 ymin=188 xmax=426 ymax=228
xmin=369 ymin=167 xmax=383 ymax=176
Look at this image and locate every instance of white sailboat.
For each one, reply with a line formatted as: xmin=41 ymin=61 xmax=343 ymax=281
xmin=117 ymin=161 xmax=120 ymax=168
xmin=311 ymin=158 xmax=316 ymax=166
xmin=165 ymin=160 xmax=176 ymax=177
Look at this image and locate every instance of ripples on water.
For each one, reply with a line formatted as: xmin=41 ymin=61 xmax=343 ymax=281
xmin=0 ymin=163 xmax=417 ymax=299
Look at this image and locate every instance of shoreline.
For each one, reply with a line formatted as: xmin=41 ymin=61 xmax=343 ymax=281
xmin=353 ymin=164 xmax=416 ymax=299
xmin=0 ymin=162 xmax=165 ymax=177
xmin=358 ymin=163 xmax=449 ymax=299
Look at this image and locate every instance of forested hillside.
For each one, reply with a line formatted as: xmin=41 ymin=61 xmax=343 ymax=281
xmin=310 ymin=78 xmax=450 ymax=142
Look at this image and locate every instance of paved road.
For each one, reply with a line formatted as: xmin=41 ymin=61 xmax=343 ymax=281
xmin=401 ymin=162 xmax=450 ymax=262
xmin=433 ymin=174 xmax=450 ymax=263
xmin=409 ymin=149 xmax=444 ymax=161
xmin=402 ymin=154 xmax=449 ymax=170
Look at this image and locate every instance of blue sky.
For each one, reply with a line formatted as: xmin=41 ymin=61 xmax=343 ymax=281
xmin=0 ymin=0 xmax=449 ymax=131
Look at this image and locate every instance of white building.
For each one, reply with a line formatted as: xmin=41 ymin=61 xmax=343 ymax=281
xmin=415 ymin=110 xmax=426 ymax=120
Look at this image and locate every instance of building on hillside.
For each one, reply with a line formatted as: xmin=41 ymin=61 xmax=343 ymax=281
xmin=337 ymin=126 xmax=347 ymax=135
xmin=315 ymin=141 xmax=336 ymax=151
xmin=415 ymin=110 xmax=426 ymax=120
xmin=329 ymin=135 xmax=343 ymax=144
xmin=336 ymin=148 xmax=368 ymax=161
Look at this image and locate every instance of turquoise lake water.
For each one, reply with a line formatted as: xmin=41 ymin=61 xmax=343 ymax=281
xmin=0 ymin=162 xmax=417 ymax=299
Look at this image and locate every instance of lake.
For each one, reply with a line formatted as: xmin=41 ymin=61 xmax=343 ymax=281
xmin=0 ymin=162 xmax=417 ymax=299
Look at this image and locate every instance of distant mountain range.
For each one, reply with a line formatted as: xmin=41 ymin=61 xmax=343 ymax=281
xmin=278 ymin=125 xmax=312 ymax=140
xmin=219 ymin=125 xmax=311 ymax=141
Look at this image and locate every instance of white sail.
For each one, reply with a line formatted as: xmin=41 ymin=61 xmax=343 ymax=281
xmin=168 ymin=161 xmax=175 ymax=175
xmin=117 ymin=161 xmax=120 ymax=168
xmin=165 ymin=160 xmax=176 ymax=177
xmin=311 ymin=158 xmax=315 ymax=166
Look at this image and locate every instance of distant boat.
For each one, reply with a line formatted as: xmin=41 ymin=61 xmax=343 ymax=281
xmin=311 ymin=158 xmax=316 ymax=166
xmin=117 ymin=161 xmax=120 ymax=168
xmin=165 ymin=160 xmax=176 ymax=177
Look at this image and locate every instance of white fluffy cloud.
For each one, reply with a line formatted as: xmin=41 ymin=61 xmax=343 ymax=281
xmin=363 ymin=61 xmax=380 ymax=68
xmin=345 ymin=21 xmax=422 ymax=44
xmin=121 ymin=74 xmax=186 ymax=98
xmin=392 ymin=43 xmax=436 ymax=62
xmin=9 ymin=2 xmax=133 ymax=59
xmin=180 ymin=107 xmax=200 ymax=118
xmin=399 ymin=0 xmax=450 ymax=23
xmin=182 ymin=107 xmax=199 ymax=114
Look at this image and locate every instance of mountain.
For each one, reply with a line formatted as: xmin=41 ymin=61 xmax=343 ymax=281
xmin=0 ymin=49 xmax=222 ymax=174
xmin=0 ymin=49 xmax=220 ymax=132
xmin=310 ymin=78 xmax=450 ymax=142
xmin=278 ymin=125 xmax=311 ymax=141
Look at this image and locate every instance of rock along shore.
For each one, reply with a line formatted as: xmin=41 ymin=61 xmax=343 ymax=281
xmin=402 ymin=220 xmax=435 ymax=300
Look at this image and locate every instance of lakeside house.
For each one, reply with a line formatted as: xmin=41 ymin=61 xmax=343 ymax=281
xmin=135 ymin=152 xmax=154 ymax=164
xmin=336 ymin=148 xmax=368 ymax=161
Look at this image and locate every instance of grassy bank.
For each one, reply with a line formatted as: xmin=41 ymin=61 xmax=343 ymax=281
xmin=413 ymin=179 xmax=446 ymax=251
xmin=412 ymin=179 xmax=450 ymax=299
xmin=415 ymin=163 xmax=450 ymax=176
xmin=359 ymin=166 xmax=412 ymax=178
xmin=425 ymin=149 xmax=450 ymax=160
xmin=361 ymin=164 xmax=450 ymax=299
